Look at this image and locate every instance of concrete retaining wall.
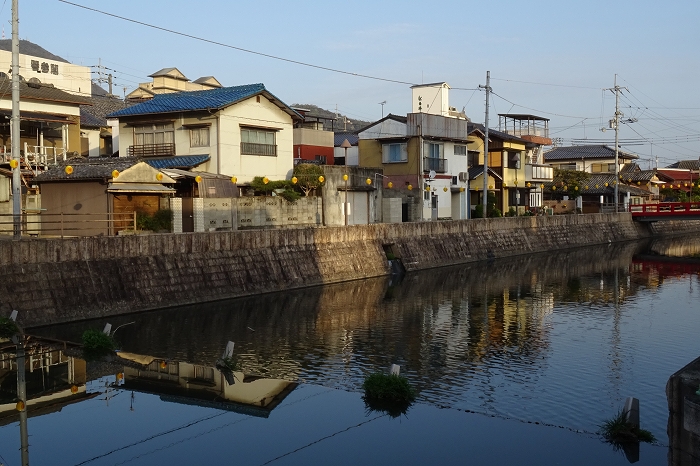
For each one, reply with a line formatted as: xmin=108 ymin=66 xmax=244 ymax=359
xmin=2 ymin=214 xmax=699 ymax=327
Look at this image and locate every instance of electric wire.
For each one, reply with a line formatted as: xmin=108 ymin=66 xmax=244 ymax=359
xmin=57 ymin=0 xmax=475 ymax=90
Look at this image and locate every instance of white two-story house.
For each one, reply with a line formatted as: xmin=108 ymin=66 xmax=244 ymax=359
xmin=108 ymin=83 xmax=302 ymax=183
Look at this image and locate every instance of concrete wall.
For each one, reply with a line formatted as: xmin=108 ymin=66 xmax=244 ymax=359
xmin=3 ymin=214 xmax=700 ymax=328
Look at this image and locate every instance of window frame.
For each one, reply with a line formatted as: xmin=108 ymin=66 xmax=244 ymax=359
xmin=382 ymin=142 xmax=408 ymax=164
xmin=189 ymin=126 xmax=210 ymax=148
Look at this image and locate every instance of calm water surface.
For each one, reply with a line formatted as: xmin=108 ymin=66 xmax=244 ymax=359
xmin=2 ymin=236 xmax=700 ymax=465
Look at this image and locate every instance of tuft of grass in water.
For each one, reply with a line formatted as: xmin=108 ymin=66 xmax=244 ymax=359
xmin=600 ymin=409 xmax=656 ymax=445
xmin=0 ymin=317 xmax=19 ymax=339
xmin=81 ymin=329 xmax=116 ymax=359
xmin=363 ymin=373 xmax=416 ymax=403
xmin=362 ymin=372 xmax=416 ymax=418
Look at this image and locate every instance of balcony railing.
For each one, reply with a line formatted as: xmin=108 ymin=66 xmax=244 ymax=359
xmin=128 ymin=143 xmax=176 ymax=157
xmin=423 ymin=157 xmax=447 ymax=173
xmin=241 ymin=142 xmax=277 ymax=156
xmin=525 ymin=163 xmax=553 ymax=181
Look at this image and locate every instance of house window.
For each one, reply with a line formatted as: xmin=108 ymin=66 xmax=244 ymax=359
xmin=454 ymin=145 xmax=467 ymax=156
xmin=241 ymin=128 xmax=277 ymax=156
xmin=558 ymin=163 xmax=577 ymax=171
xmin=190 ymin=127 xmax=210 ymax=147
xmin=134 ymin=122 xmax=174 ymax=146
xmin=315 ymin=155 xmax=327 ymax=164
xmin=591 ymin=163 xmax=614 ymax=173
xmin=382 ymin=143 xmax=407 ymax=163
xmin=468 ymin=151 xmax=479 ymax=167
xmin=424 ymin=142 xmax=443 ymax=159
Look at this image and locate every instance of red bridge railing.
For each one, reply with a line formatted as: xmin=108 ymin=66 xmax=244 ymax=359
xmin=629 ymin=202 xmax=700 ymax=217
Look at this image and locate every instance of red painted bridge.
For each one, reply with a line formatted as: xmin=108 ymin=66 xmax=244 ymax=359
xmin=629 ymin=202 xmax=700 ymax=222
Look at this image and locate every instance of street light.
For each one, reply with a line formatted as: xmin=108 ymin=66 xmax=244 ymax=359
xmin=341 ymin=139 xmax=352 ymax=226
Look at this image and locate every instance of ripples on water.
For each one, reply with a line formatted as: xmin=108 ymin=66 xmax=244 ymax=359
xmin=39 ymin=237 xmax=700 ymax=442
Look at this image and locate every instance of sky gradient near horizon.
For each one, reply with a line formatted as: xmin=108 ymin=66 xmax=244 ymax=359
xmin=4 ymin=0 xmax=699 ymax=166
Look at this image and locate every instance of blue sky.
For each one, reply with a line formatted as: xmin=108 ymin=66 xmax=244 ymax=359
xmin=6 ymin=0 xmax=700 ymax=165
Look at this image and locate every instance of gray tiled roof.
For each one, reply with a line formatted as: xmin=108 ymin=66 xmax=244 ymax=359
xmin=544 ymin=145 xmax=638 ymax=161
xmin=34 ymin=157 xmax=140 ymax=182
xmin=666 ymin=160 xmax=700 ymax=170
xmin=543 ymin=173 xmax=650 ymax=196
xmin=81 ymin=95 xmax=135 ymax=128
xmin=0 ymin=80 xmax=90 ymax=106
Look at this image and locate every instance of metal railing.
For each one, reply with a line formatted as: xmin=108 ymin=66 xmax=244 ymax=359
xmin=241 ymin=142 xmax=277 ymax=156
xmin=128 ymin=143 xmax=176 ymax=157
xmin=0 ymin=144 xmax=67 ymax=173
xmin=423 ymin=157 xmax=447 ymax=173
xmin=0 ymin=212 xmax=137 ymax=238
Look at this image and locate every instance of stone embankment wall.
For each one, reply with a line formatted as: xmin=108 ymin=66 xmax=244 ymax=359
xmin=1 ymin=213 xmax=698 ymax=328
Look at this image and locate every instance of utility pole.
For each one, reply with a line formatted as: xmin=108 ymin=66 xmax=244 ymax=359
xmin=11 ymin=0 xmax=21 ymax=239
xmin=16 ymin=338 xmax=29 ymax=466
xmin=613 ymin=74 xmax=621 ymax=213
xmin=603 ymin=74 xmax=626 ymax=213
xmin=379 ymin=100 xmax=386 ymax=118
xmin=479 ymin=71 xmax=491 ymax=208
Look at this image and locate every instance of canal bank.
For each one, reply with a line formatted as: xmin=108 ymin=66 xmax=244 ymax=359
xmin=2 ymin=213 xmax=699 ymax=327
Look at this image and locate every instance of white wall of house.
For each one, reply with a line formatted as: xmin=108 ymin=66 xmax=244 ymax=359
xmin=0 ymin=99 xmax=80 ymax=116
xmin=82 ymin=129 xmax=101 ymax=157
xmin=358 ymin=119 xmax=406 ymax=140
xmin=108 ymin=118 xmax=119 ymax=155
xmin=334 ymin=146 xmax=358 ymax=166
xmin=411 ymin=83 xmax=450 ymax=116
xmin=218 ymin=96 xmax=294 ymax=182
xmin=117 ymin=94 xmax=295 ymax=182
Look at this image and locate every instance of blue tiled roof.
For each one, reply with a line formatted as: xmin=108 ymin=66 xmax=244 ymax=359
xmin=144 ymin=155 xmax=210 ymax=170
xmin=108 ymin=84 xmax=300 ymax=119
xmin=334 ymin=132 xmax=359 ymax=146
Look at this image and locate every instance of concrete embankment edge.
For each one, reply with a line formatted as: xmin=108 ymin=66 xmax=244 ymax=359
xmin=1 ymin=214 xmax=697 ymax=327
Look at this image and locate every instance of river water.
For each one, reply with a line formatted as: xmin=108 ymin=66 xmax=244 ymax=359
xmin=2 ymin=236 xmax=700 ymax=465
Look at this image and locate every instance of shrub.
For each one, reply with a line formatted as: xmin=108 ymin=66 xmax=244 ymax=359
xmin=506 ymin=207 xmax=517 ymax=217
xmin=489 ymin=208 xmax=503 ymax=218
xmin=600 ymin=409 xmax=656 ymax=445
xmin=0 ymin=317 xmax=19 ymax=339
xmin=136 ymin=209 xmax=172 ymax=232
xmin=473 ymin=204 xmax=484 ymax=218
xmin=81 ymin=329 xmax=116 ymax=358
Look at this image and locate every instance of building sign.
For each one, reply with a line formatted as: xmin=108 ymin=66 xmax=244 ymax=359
xmin=30 ymin=59 xmax=59 ymax=75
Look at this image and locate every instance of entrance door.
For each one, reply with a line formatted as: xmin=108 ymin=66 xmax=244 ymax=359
xmin=431 ymin=194 xmax=438 ymax=220
xmin=182 ymin=197 xmax=194 ymax=232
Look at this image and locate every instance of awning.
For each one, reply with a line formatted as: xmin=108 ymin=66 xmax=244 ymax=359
xmin=0 ymin=109 xmax=74 ymax=124
xmin=108 ymin=183 xmax=175 ymax=194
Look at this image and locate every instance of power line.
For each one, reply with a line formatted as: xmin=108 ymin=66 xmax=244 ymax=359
xmin=491 ymin=77 xmax=601 ymax=90
xmin=57 ymin=1 xmax=453 ymax=88
xmin=490 ymin=91 xmax=593 ymax=119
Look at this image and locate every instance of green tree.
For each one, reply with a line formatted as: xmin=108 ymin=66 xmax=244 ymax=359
xmin=293 ymin=164 xmax=325 ymax=196
xmin=551 ymin=169 xmax=590 ymax=198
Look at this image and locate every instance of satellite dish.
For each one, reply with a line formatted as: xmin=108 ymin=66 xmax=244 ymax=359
xmin=429 ymin=170 xmax=436 ymax=180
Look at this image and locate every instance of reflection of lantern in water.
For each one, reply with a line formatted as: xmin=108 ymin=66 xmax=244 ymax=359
xmin=160 ymin=361 xmax=167 ymax=369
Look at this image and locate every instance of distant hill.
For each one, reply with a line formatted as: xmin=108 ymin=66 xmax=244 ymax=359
xmin=291 ymin=104 xmax=371 ymax=133
xmin=0 ymin=39 xmax=69 ymax=63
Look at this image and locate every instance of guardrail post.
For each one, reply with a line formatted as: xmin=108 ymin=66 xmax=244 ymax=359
xmin=133 ymin=211 xmax=137 ymax=231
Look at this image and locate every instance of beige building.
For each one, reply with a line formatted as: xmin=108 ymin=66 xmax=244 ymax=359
xmin=126 ymin=67 xmax=223 ymax=101
xmin=109 ymin=83 xmax=301 ymax=184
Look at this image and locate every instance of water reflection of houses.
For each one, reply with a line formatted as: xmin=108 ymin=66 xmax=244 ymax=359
xmin=0 ymin=337 xmax=90 ymax=425
xmin=118 ymin=354 xmax=297 ymax=418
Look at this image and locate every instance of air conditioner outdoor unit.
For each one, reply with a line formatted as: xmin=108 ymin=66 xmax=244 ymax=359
xmin=458 ymin=172 xmax=469 ymax=182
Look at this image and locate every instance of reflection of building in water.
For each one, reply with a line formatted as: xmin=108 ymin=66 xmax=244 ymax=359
xmin=667 ymin=356 xmax=700 ymax=465
xmin=118 ymin=354 xmax=297 ymax=418
xmin=0 ymin=338 xmax=89 ymax=425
